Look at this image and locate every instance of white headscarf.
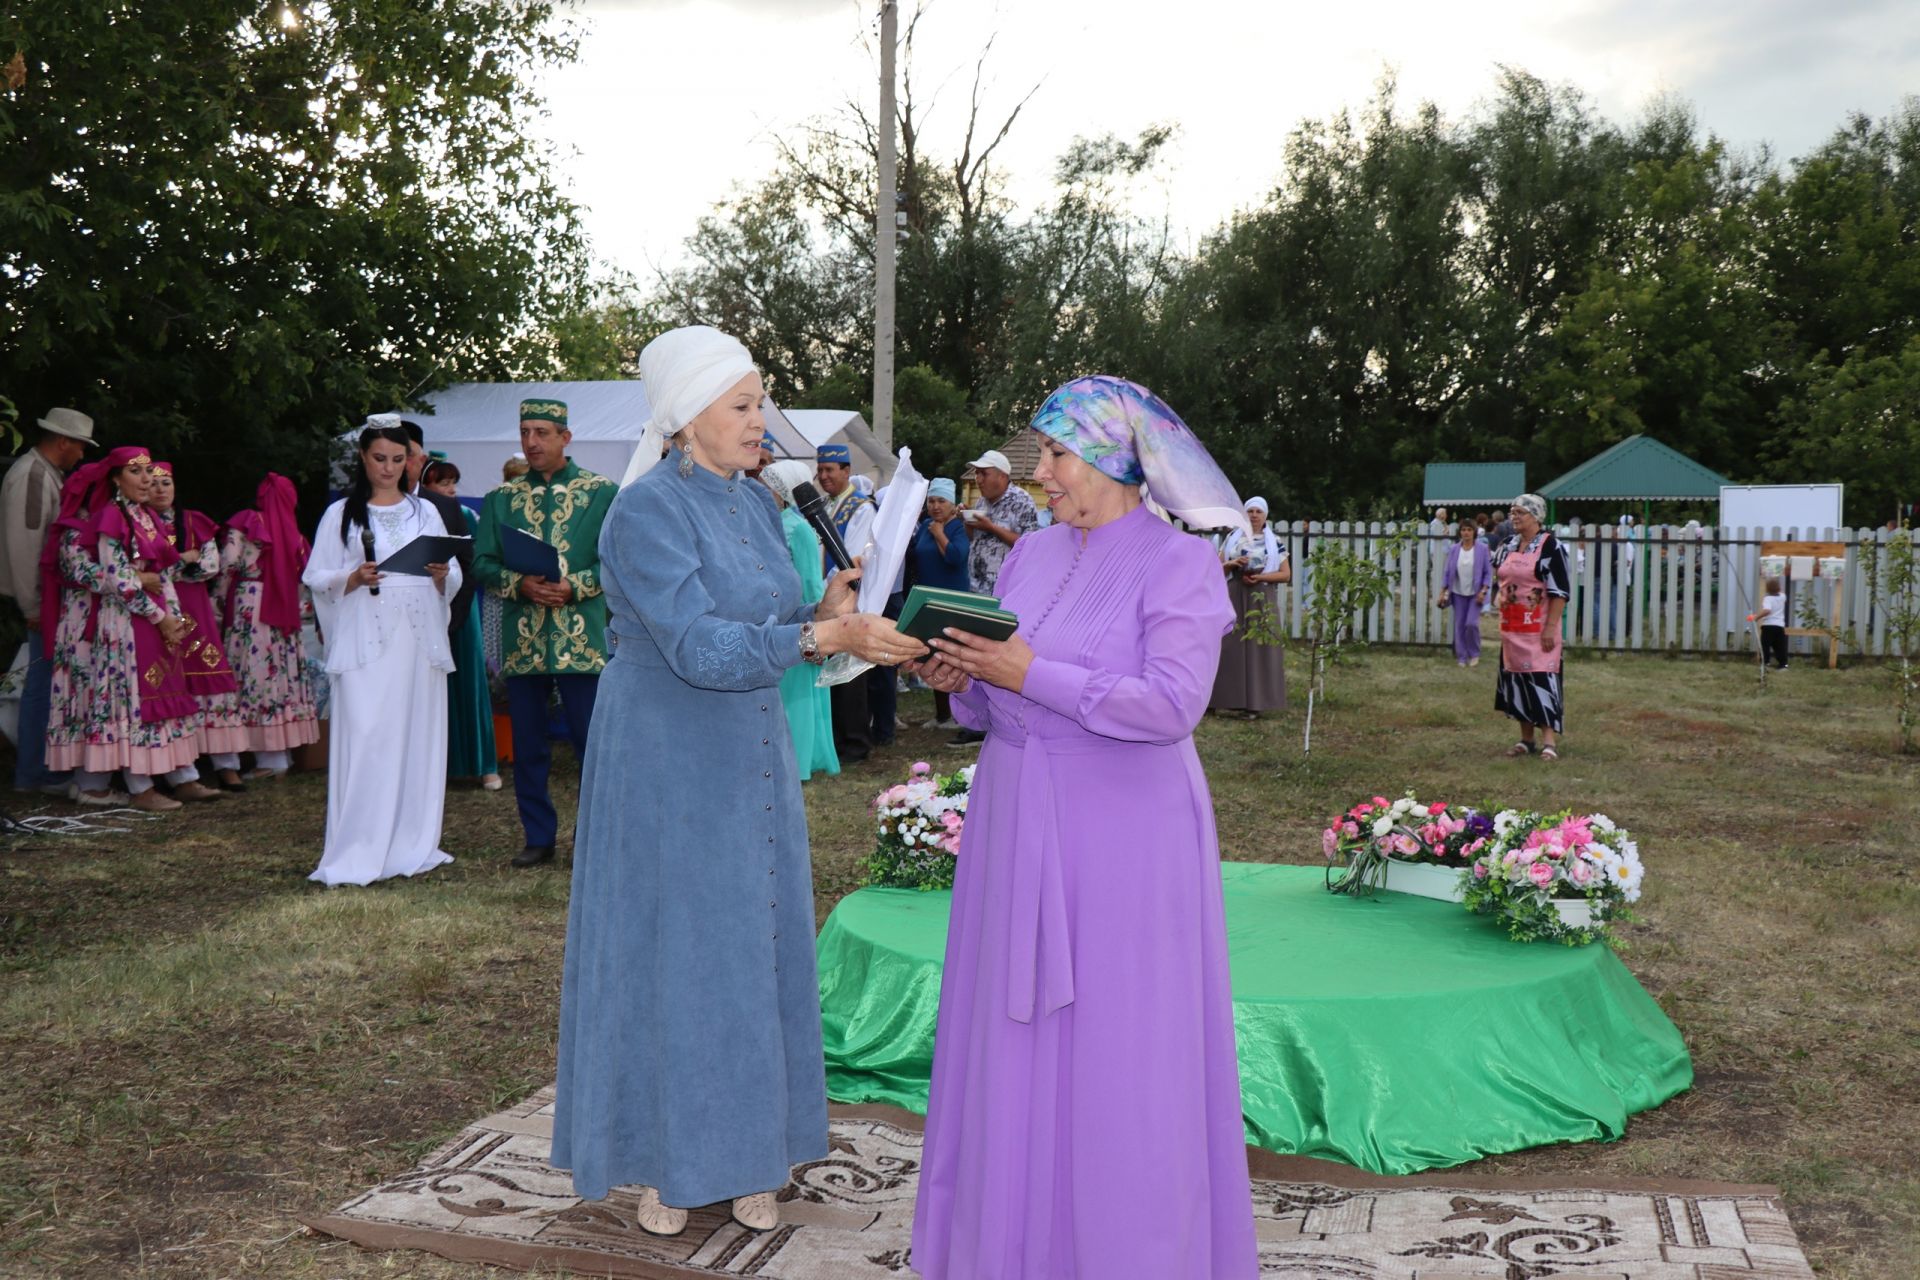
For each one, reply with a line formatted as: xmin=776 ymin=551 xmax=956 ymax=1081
xmin=759 ymin=459 xmax=814 ymax=509
xmin=1225 ymin=496 xmax=1282 ymax=572
xmin=623 ymin=325 xmax=759 ymax=487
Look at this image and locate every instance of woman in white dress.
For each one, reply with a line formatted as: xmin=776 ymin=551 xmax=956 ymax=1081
xmin=301 ymin=420 xmax=461 ymax=886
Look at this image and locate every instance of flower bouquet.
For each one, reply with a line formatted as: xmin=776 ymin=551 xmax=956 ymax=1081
xmin=1322 ymin=792 xmax=1494 ymax=900
xmin=1461 ymin=809 xmax=1643 ymax=945
xmin=865 ymin=760 xmax=974 ymax=891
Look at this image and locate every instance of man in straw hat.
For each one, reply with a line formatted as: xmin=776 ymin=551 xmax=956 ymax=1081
xmin=474 ymin=399 xmax=618 ymax=867
xmin=0 ymin=407 xmax=96 ymax=794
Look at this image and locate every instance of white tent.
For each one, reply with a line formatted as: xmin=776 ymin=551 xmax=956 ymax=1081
xmin=360 ymin=380 xmax=820 ymax=497
xmin=783 ymin=409 xmax=896 ymax=483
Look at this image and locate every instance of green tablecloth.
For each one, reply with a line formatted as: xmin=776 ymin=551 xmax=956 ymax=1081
xmin=817 ymin=862 xmax=1692 ymax=1175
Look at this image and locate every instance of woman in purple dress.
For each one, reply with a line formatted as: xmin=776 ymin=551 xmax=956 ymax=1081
xmin=907 ymin=377 xmax=1259 ymax=1279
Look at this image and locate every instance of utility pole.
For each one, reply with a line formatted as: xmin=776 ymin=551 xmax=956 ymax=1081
xmin=873 ymin=0 xmax=897 ymax=449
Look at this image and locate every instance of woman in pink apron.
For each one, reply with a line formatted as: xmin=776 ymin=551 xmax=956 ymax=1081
xmin=1492 ymin=492 xmax=1571 ymax=760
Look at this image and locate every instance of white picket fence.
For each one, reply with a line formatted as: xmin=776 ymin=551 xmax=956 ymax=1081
xmin=1256 ymin=523 xmax=1913 ymax=657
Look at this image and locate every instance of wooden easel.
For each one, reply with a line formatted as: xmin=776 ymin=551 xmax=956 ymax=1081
xmin=1760 ymin=540 xmax=1845 ymax=670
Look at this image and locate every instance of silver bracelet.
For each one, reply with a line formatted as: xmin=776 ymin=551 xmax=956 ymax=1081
xmin=799 ymin=621 xmax=825 ymax=665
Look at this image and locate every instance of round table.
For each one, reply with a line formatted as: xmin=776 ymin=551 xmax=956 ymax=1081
xmin=817 ymin=862 xmax=1692 ymax=1175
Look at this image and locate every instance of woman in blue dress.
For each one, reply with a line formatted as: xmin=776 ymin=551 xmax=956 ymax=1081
xmin=549 ymin=326 xmax=925 ymax=1235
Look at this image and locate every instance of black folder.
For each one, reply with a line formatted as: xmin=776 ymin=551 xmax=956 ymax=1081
xmin=378 ymin=534 xmax=471 ymax=576
xmin=501 ymin=526 xmax=562 ymax=580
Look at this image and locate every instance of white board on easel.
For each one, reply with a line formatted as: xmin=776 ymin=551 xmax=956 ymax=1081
xmin=1719 ymin=484 xmax=1844 ymax=536
xmin=1719 ymin=484 xmax=1845 ymax=635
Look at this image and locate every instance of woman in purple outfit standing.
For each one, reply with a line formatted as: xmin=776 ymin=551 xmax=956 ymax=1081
xmin=907 ymin=376 xmax=1259 ymax=1279
xmin=1435 ymin=518 xmax=1492 ymax=667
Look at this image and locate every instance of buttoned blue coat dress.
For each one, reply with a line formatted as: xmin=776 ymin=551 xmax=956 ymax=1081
xmin=550 ymin=462 xmax=828 ymax=1206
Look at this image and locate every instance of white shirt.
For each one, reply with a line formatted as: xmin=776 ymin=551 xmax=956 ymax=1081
xmin=1759 ymin=593 xmax=1787 ymax=627
xmin=1456 ymin=545 xmax=1477 ymax=593
xmin=303 ymin=496 xmax=461 ymax=674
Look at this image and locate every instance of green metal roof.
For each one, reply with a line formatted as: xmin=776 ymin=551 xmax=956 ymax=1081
xmin=1538 ymin=435 xmax=1729 ymax=502
xmin=1422 ymin=462 xmax=1526 ymax=506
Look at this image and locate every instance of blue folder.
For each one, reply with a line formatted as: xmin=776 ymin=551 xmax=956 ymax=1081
xmin=502 ymin=526 xmax=561 ymax=580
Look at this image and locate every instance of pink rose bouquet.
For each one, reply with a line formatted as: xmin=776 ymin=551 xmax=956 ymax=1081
xmin=1461 ymin=808 xmax=1643 ymax=945
xmin=866 ymin=762 xmax=975 ymax=890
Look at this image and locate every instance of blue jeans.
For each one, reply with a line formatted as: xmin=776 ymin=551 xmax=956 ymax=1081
xmin=14 ymin=628 xmax=68 ymax=791
xmin=506 ymin=673 xmax=599 ymax=848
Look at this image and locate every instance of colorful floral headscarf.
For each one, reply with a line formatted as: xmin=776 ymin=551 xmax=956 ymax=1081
xmin=1029 ymin=376 xmax=1248 ymax=536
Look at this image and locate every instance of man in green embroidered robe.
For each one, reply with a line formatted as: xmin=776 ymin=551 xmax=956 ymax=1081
xmin=474 ymin=399 xmax=618 ymax=867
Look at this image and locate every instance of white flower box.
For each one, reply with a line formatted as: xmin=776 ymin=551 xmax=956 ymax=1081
xmin=1552 ymin=898 xmax=1596 ymax=928
xmin=1382 ymin=859 xmax=1466 ymax=903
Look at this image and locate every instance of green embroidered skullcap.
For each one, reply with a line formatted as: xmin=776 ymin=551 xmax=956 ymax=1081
xmin=520 ymin=399 xmax=569 ymax=428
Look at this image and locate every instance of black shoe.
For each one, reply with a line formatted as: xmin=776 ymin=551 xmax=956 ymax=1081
xmin=512 ymin=844 xmax=555 ymax=868
xmin=947 ymin=728 xmax=986 ymax=747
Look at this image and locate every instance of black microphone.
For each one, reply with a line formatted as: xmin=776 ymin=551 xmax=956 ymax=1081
xmin=361 ymin=527 xmax=380 ymax=596
xmin=792 ymin=481 xmax=854 ymax=571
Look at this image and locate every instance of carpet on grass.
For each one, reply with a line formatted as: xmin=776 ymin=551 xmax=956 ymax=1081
xmin=304 ymin=1086 xmax=1812 ymax=1278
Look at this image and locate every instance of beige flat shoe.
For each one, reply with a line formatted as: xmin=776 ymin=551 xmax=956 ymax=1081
xmin=633 ymin=1187 xmax=686 ymax=1237
xmin=173 ymin=781 xmax=225 ymax=802
xmin=731 ymin=1192 xmax=778 ymax=1232
xmin=130 ymin=790 xmax=182 ymax=812
xmin=74 ymin=788 xmax=130 ymax=808
xmin=481 ymin=773 xmax=503 ymax=791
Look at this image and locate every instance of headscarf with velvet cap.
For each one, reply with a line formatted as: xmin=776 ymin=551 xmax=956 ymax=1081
xmin=76 ymin=447 xmax=175 ymax=564
xmin=226 ymin=474 xmax=307 ymax=634
xmin=1029 ymin=375 xmax=1249 ymax=538
xmin=36 ymin=459 xmax=112 ymax=640
xmin=148 ymin=461 xmax=222 ymax=559
xmin=625 ymin=325 xmax=758 ymax=486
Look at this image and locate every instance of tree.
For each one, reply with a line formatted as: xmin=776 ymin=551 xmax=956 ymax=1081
xmin=1169 ymin=77 xmax=1476 ymax=514
xmin=1773 ymin=337 xmax=1920 ymax=526
xmin=1524 ymin=107 xmax=1778 ymax=483
xmin=792 ymin=362 xmax=995 ymax=481
xmin=1 ymin=1 xmax=588 ymax=514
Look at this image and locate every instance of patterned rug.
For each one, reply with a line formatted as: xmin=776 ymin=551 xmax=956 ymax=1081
xmin=305 ymin=1087 xmax=1812 ymax=1278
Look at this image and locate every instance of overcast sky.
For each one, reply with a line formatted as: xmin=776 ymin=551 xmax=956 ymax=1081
xmin=544 ymin=0 xmax=1920 ymax=282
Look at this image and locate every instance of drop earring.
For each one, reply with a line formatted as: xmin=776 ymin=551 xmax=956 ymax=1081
xmin=677 ymin=443 xmax=695 ymax=478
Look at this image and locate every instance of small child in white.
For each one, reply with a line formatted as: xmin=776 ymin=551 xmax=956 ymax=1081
xmin=1758 ymin=577 xmax=1789 ymax=670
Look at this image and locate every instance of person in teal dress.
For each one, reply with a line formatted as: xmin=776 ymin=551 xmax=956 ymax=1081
xmin=423 ymin=460 xmax=500 ymax=789
xmin=759 ymin=461 xmax=840 ymax=780
xmin=548 ymin=326 xmax=924 ymax=1235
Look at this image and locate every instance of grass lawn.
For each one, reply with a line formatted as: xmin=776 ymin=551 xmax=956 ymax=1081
xmin=1 ymin=649 xmax=1915 ymax=1277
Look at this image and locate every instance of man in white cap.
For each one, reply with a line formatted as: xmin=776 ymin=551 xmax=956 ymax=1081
xmin=962 ymin=448 xmax=1039 ymax=597
xmin=0 ymin=407 xmax=95 ymax=793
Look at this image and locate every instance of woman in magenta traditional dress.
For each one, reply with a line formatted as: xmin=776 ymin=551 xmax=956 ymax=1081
xmin=217 ymin=474 xmax=320 ymax=779
xmin=149 ymin=461 xmax=248 ymax=790
xmin=44 ymin=447 xmax=210 ymax=811
xmin=908 ymin=376 xmax=1259 ymax=1279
